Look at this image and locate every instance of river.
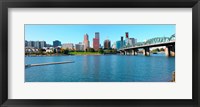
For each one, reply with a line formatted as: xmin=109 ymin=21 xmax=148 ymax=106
xmin=25 ymin=53 xmax=175 ymax=82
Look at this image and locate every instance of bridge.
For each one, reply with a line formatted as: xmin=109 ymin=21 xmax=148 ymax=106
xmin=118 ymin=34 xmax=175 ymax=56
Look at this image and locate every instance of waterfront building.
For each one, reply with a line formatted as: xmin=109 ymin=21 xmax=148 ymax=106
xmin=104 ymin=39 xmax=111 ymax=49
xmin=25 ymin=47 xmax=39 ymax=53
xmin=62 ymin=43 xmax=74 ymax=50
xmin=53 ymin=40 xmax=61 ymax=47
xmin=83 ymin=34 xmax=90 ymax=51
xmin=27 ymin=41 xmax=46 ymax=49
xmin=35 ymin=41 xmax=41 ymax=49
xmin=40 ymin=41 xmax=46 ymax=48
xmin=34 ymin=41 xmax=46 ymax=49
xmin=75 ymin=42 xmax=84 ymax=51
xmin=46 ymin=49 xmax=53 ymax=53
xmin=93 ymin=32 xmax=100 ymax=51
xmin=25 ymin=40 xmax=28 ymax=47
xmin=27 ymin=41 xmax=35 ymax=47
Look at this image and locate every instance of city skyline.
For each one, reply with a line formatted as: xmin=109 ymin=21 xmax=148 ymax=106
xmin=25 ymin=24 xmax=175 ymax=47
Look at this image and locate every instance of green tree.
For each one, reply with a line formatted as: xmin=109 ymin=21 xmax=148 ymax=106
xmin=98 ymin=48 xmax=104 ymax=54
xmin=63 ymin=49 xmax=69 ymax=55
xmin=53 ymin=49 xmax=57 ymax=53
xmin=160 ymin=48 xmax=164 ymax=52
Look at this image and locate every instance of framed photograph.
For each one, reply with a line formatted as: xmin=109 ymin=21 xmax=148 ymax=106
xmin=0 ymin=0 xmax=199 ymax=107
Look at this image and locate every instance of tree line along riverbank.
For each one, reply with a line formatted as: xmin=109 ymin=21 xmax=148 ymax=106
xmin=25 ymin=48 xmax=118 ymax=56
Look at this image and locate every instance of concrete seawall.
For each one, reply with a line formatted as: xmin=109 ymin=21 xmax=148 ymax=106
xmin=25 ymin=61 xmax=74 ymax=68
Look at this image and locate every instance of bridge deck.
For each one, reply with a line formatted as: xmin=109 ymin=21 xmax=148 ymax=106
xmin=119 ymin=41 xmax=175 ymax=51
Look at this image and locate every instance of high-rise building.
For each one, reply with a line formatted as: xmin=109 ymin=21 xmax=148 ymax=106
xmin=62 ymin=43 xmax=74 ymax=50
xmin=125 ymin=32 xmax=129 ymax=46
xmin=104 ymin=39 xmax=111 ymax=49
xmin=125 ymin=32 xmax=129 ymax=38
xmin=120 ymin=36 xmax=124 ymax=48
xmin=53 ymin=40 xmax=61 ymax=47
xmin=116 ymin=41 xmax=121 ymax=50
xmin=93 ymin=32 xmax=100 ymax=51
xmin=127 ymin=38 xmax=136 ymax=47
xmin=83 ymin=34 xmax=90 ymax=51
xmin=95 ymin=32 xmax=99 ymax=39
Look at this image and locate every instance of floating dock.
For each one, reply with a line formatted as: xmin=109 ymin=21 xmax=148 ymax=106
xmin=25 ymin=61 xmax=74 ymax=68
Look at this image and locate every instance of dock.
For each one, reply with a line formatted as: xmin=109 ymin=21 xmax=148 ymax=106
xmin=25 ymin=61 xmax=74 ymax=68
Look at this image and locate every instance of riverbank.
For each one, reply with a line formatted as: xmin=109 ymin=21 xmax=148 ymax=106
xmin=69 ymin=52 xmax=102 ymax=55
xmin=25 ymin=51 xmax=120 ymax=57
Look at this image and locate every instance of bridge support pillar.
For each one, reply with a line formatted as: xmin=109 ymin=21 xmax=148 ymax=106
xmin=120 ymin=51 xmax=125 ymax=55
xmin=120 ymin=51 xmax=122 ymax=55
xmin=128 ymin=50 xmax=132 ymax=55
xmin=131 ymin=50 xmax=135 ymax=55
xmin=126 ymin=50 xmax=129 ymax=55
xmin=131 ymin=49 xmax=138 ymax=55
xmin=165 ymin=44 xmax=175 ymax=56
xmin=135 ymin=49 xmax=138 ymax=55
xmin=143 ymin=47 xmax=150 ymax=56
xmin=125 ymin=51 xmax=127 ymax=55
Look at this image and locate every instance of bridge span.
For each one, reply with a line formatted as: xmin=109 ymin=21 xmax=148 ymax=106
xmin=118 ymin=41 xmax=175 ymax=56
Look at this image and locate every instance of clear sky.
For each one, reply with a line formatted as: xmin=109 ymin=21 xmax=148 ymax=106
xmin=25 ymin=24 xmax=175 ymax=47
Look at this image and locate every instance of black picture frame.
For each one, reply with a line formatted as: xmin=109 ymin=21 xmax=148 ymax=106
xmin=0 ymin=0 xmax=199 ymax=107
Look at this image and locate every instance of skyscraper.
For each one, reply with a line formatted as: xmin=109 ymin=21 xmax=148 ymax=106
xmin=93 ymin=32 xmax=100 ymax=51
xmin=127 ymin=38 xmax=136 ymax=47
xmin=83 ymin=34 xmax=90 ymax=51
xmin=120 ymin=36 xmax=124 ymax=48
xmin=53 ymin=40 xmax=61 ymax=47
xmin=104 ymin=39 xmax=111 ymax=49
xmin=125 ymin=32 xmax=129 ymax=38
xmin=116 ymin=41 xmax=121 ymax=50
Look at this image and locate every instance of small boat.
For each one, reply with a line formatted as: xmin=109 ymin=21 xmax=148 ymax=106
xmin=152 ymin=52 xmax=157 ymax=54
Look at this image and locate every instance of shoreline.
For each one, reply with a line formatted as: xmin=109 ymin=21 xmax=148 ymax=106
xmin=25 ymin=54 xmax=118 ymax=57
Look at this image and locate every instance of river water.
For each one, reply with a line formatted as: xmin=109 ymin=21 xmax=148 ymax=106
xmin=25 ymin=53 xmax=175 ymax=82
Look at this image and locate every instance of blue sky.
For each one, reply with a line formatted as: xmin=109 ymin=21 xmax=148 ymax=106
xmin=25 ymin=24 xmax=175 ymax=47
